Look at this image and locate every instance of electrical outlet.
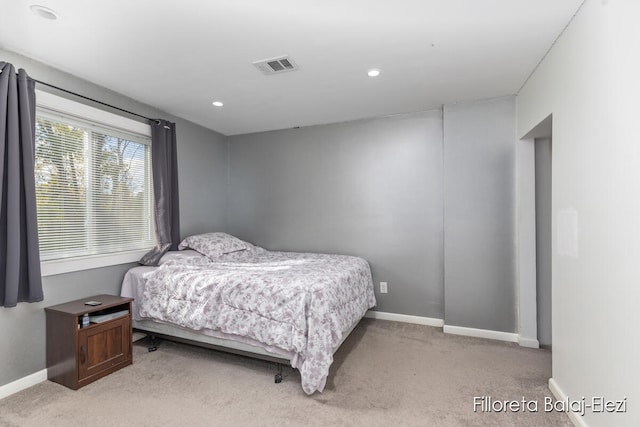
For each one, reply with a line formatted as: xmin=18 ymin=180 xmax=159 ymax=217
xmin=380 ymin=282 xmax=388 ymax=294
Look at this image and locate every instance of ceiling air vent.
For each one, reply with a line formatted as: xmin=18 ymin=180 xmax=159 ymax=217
xmin=252 ymin=55 xmax=299 ymax=75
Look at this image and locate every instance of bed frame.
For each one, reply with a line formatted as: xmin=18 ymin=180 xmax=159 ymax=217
xmin=132 ymin=316 xmax=361 ymax=384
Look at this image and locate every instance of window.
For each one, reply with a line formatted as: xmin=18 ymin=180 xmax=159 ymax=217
xmin=35 ymin=91 xmax=154 ymax=275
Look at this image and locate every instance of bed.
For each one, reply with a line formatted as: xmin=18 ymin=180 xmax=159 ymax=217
xmin=120 ymin=232 xmax=376 ymax=394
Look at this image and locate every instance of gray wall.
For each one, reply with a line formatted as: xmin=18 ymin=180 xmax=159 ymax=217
xmin=228 ymin=98 xmax=518 ymax=330
xmin=443 ymin=96 xmax=517 ymax=333
xmin=0 ymin=49 xmax=228 ymax=387
xmin=228 ymin=112 xmax=445 ymax=317
xmin=535 ymin=138 xmax=552 ymax=347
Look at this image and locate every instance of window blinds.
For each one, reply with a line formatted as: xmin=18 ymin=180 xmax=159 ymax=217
xmin=35 ymin=108 xmax=154 ymax=261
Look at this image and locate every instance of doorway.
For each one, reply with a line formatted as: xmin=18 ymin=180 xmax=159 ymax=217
xmin=517 ymin=114 xmax=552 ymax=349
xmin=535 ymin=137 xmax=552 ymax=348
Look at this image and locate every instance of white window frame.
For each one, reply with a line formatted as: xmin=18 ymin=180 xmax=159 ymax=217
xmin=36 ymin=90 xmax=154 ymax=277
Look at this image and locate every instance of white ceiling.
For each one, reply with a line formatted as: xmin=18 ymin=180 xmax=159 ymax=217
xmin=0 ymin=0 xmax=583 ymax=136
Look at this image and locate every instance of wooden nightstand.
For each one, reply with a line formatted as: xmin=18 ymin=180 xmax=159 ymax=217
xmin=45 ymin=294 xmax=133 ymax=390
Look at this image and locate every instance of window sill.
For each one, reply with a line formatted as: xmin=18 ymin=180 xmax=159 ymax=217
xmin=41 ymin=250 xmax=149 ymax=277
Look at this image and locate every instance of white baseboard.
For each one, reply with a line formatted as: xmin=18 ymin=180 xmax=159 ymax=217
xmin=366 ymin=312 xmax=532 ymax=346
xmin=548 ymin=378 xmax=589 ymax=427
xmin=517 ymin=336 xmax=540 ymax=349
xmin=0 ymin=369 xmax=47 ymax=400
xmin=443 ymin=325 xmax=519 ymax=343
xmin=365 ymin=310 xmax=444 ymax=327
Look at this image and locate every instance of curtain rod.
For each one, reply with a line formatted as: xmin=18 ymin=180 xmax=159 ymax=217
xmin=33 ymin=79 xmax=158 ymax=123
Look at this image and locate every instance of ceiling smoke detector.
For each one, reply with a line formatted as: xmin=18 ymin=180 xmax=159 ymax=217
xmin=252 ymin=55 xmax=299 ymax=75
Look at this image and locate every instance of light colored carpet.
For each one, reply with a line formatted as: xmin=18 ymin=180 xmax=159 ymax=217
xmin=0 ymin=319 xmax=571 ymax=426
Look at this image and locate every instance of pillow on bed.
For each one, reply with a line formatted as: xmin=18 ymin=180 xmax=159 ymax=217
xmin=178 ymin=232 xmax=250 ymax=260
xmin=158 ymin=249 xmax=208 ymax=266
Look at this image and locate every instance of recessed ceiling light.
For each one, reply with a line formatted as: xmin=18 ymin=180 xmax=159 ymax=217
xmin=212 ymin=101 xmax=224 ymax=107
xmin=367 ymin=69 xmax=381 ymax=77
xmin=30 ymin=5 xmax=58 ymax=20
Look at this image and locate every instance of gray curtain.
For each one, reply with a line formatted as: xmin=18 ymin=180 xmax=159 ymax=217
xmin=139 ymin=119 xmax=180 ymax=265
xmin=0 ymin=62 xmax=43 ymax=307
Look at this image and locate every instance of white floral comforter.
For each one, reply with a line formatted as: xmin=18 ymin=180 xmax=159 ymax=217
xmin=138 ymin=248 xmax=376 ymax=394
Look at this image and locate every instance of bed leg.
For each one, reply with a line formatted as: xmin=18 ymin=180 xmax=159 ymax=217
xmin=148 ymin=335 xmax=158 ymax=352
xmin=274 ymin=363 xmax=283 ymax=384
